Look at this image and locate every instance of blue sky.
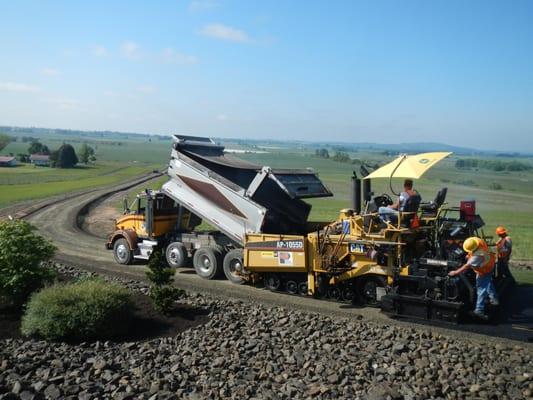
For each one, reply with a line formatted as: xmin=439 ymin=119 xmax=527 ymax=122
xmin=0 ymin=0 xmax=532 ymax=151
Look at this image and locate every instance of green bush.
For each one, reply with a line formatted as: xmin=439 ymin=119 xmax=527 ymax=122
xmin=0 ymin=220 xmax=56 ymax=307
xmin=21 ymin=279 xmax=133 ymax=341
xmin=146 ymin=250 xmax=182 ymax=315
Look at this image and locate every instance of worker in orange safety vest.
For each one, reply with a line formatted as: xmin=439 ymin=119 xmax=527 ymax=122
xmin=448 ymin=237 xmax=498 ymax=319
xmin=495 ymin=226 xmax=514 ymax=281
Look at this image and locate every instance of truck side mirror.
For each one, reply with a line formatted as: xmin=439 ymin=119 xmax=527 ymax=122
xmin=123 ymin=198 xmax=130 ymax=214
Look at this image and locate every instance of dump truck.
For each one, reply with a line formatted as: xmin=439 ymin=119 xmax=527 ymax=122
xmin=106 ymin=135 xmax=511 ymax=322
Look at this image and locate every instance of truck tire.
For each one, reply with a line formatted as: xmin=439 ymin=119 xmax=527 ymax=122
xmin=193 ymin=247 xmax=223 ymax=280
xmin=165 ymin=242 xmax=188 ymax=268
xmin=113 ymin=238 xmax=133 ymax=265
xmin=223 ymin=249 xmax=245 ymax=284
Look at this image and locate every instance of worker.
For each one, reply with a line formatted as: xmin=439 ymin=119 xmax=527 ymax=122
xmin=378 ymin=179 xmax=418 ymax=223
xmin=448 ymin=237 xmax=498 ymax=319
xmin=495 ymin=226 xmax=514 ymax=281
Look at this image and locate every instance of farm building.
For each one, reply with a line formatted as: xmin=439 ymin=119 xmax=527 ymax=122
xmin=30 ymin=154 xmax=50 ymax=166
xmin=0 ymin=156 xmax=17 ymax=167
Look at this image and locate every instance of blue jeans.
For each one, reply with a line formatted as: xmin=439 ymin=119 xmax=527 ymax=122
xmin=475 ymin=274 xmax=498 ymax=313
xmin=378 ymin=206 xmax=398 ymax=223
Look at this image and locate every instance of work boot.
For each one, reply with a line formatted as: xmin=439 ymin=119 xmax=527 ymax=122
xmin=473 ymin=310 xmax=489 ymax=321
xmin=489 ymin=298 xmax=499 ymax=306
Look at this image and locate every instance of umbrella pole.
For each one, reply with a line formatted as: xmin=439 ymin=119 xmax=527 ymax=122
xmin=389 ymin=155 xmax=406 ymax=196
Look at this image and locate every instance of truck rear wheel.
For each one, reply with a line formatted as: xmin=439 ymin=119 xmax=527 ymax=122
xmin=166 ymin=242 xmax=188 ymax=268
xmin=113 ymin=238 xmax=133 ymax=265
xmin=223 ymin=249 xmax=245 ymax=284
xmin=193 ymin=247 xmax=223 ymax=280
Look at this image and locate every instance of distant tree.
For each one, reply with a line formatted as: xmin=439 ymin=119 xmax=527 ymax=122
xmin=55 ymin=144 xmax=78 ymax=168
xmin=0 ymin=133 xmax=10 ymax=152
xmin=28 ymin=141 xmax=50 ymax=155
xmin=314 ymin=148 xmax=330 ymax=159
xmin=332 ymin=151 xmax=351 ymax=163
xmin=49 ymin=150 xmax=59 ymax=167
xmin=16 ymin=154 xmax=30 ymax=163
xmin=78 ymin=144 xmax=95 ymax=164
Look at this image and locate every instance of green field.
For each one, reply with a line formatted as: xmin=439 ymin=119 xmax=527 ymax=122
xmin=0 ymin=131 xmax=167 ymax=207
xmin=0 ymin=162 xmax=161 ymax=208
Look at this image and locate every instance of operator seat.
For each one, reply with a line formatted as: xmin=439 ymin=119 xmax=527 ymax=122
xmin=420 ymin=187 xmax=447 ymax=218
xmin=400 ymin=194 xmax=421 ymax=227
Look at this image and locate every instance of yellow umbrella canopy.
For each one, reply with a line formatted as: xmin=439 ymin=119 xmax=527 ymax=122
xmin=363 ymin=152 xmax=452 ymax=180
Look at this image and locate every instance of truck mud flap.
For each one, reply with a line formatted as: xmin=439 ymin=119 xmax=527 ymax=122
xmin=381 ymin=293 xmax=464 ymax=323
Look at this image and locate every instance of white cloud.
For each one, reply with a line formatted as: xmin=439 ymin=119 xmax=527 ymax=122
xmin=160 ymin=48 xmax=198 ymax=65
xmin=121 ymin=41 xmax=141 ymax=59
xmin=40 ymin=68 xmax=60 ymax=76
xmin=137 ymin=85 xmax=156 ymax=94
xmin=41 ymin=97 xmax=79 ymax=110
xmin=200 ymin=23 xmax=252 ymax=43
xmin=189 ymin=0 xmax=218 ymax=12
xmin=0 ymin=82 xmax=40 ymax=93
xmin=216 ymin=113 xmax=228 ymax=121
xmin=91 ymin=45 xmax=108 ymax=57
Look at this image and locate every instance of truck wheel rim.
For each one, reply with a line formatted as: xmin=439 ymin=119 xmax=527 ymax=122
xmin=229 ymin=258 xmax=242 ymax=275
xmin=116 ymin=244 xmax=128 ymax=261
xmin=199 ymin=255 xmax=212 ymax=272
xmin=168 ymin=248 xmax=181 ymax=265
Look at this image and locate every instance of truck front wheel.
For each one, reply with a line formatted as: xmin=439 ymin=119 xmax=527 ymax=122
xmin=113 ymin=238 xmax=133 ymax=265
xmin=193 ymin=247 xmax=223 ymax=280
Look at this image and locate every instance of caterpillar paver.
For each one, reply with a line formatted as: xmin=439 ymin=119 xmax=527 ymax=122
xmin=106 ymin=135 xmax=511 ymax=322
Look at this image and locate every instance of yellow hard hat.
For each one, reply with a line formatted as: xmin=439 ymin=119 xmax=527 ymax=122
xmin=495 ymin=226 xmax=507 ymax=236
xmin=463 ymin=237 xmax=479 ymax=253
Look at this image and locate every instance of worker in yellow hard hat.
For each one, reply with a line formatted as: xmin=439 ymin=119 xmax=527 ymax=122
xmin=495 ymin=226 xmax=514 ymax=282
xmin=448 ymin=237 xmax=498 ymax=319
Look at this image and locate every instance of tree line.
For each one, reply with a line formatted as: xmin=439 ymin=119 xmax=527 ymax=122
xmin=455 ymin=158 xmax=531 ymax=172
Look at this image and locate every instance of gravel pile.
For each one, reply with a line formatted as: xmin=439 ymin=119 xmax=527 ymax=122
xmin=1 ymin=264 xmax=532 ymax=400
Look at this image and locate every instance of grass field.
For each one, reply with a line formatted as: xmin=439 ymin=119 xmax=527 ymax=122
xmin=0 ymin=162 xmax=161 ymax=208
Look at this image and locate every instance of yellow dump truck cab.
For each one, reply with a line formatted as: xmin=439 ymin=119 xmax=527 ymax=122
xmin=114 ymin=190 xmax=183 ymax=239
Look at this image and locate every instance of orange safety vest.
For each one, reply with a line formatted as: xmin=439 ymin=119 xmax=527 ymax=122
xmin=468 ymin=247 xmax=495 ymax=277
xmin=477 ymin=238 xmax=489 ymax=252
xmin=496 ymin=236 xmax=512 ymax=260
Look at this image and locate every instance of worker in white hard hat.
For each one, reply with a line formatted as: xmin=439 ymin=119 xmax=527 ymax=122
xmin=448 ymin=237 xmax=498 ymax=319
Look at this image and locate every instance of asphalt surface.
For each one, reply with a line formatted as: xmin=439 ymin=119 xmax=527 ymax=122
xmin=21 ymin=173 xmax=533 ymax=345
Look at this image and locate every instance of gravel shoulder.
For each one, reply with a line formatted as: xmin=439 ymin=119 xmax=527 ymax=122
xmin=1 ymin=264 xmax=532 ymax=400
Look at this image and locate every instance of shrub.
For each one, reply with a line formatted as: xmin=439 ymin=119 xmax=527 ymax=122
xmin=146 ymin=250 xmax=183 ymax=315
xmin=0 ymin=220 xmax=56 ymax=307
xmin=490 ymin=182 xmax=503 ymax=190
xmin=21 ymin=279 xmax=133 ymax=341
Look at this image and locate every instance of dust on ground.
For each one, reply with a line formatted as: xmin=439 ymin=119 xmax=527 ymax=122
xmin=82 ymin=192 xmax=124 ymax=238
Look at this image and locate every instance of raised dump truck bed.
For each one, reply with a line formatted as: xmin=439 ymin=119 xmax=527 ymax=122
xmin=162 ymin=135 xmax=332 ymax=245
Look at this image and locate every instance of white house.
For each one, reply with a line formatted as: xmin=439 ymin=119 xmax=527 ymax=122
xmin=30 ymin=154 xmax=50 ymax=166
xmin=0 ymin=156 xmax=17 ymax=167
